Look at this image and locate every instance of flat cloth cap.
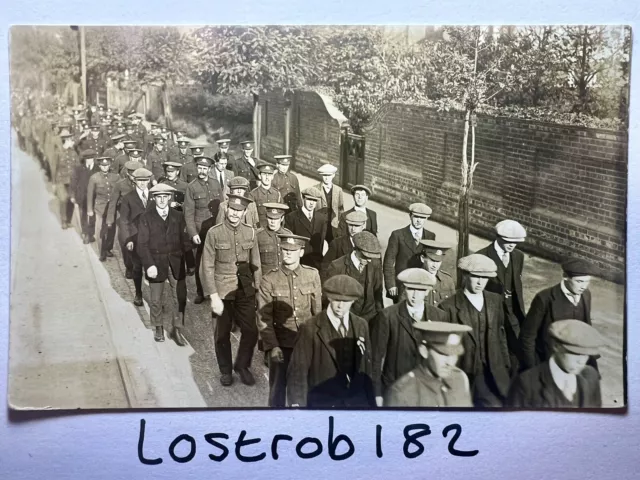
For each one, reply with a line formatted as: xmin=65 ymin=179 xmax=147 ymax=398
xmin=228 ymin=176 xmax=250 ymax=190
xmin=132 ymin=168 xmax=153 ymax=179
xmin=350 ymin=184 xmax=371 ymax=196
xmin=496 ymin=219 xmax=527 ymax=243
xmin=149 ymin=183 xmax=176 ymax=196
xmin=258 ymin=163 xmax=276 ymax=174
xmin=562 ymin=258 xmax=597 ymax=278
xmin=124 ymin=160 xmax=144 ymax=171
xmin=263 ymin=202 xmax=289 ymax=219
xmin=397 ymin=268 xmax=437 ymax=289
xmin=549 ymin=319 xmax=604 ymax=356
xmin=317 ymin=163 xmax=338 ymax=175
xmin=163 ymin=161 xmax=182 ymax=172
xmin=420 ymin=239 xmax=453 ymax=261
xmin=194 ymin=156 xmax=214 ymax=167
xmin=96 ymin=156 xmax=113 ymax=166
xmin=227 ymin=194 xmax=252 ymax=211
xmin=345 ymin=210 xmax=367 ymax=225
xmin=274 ymin=154 xmax=292 ymax=164
xmin=81 ymin=149 xmax=97 ymax=159
xmin=458 ymin=254 xmax=497 ymax=277
xmin=189 ymin=146 xmax=206 ymax=155
xmin=323 ymin=274 xmax=364 ymax=301
xmin=352 ymin=231 xmax=381 ymax=258
xmin=409 ymin=203 xmax=432 ymax=217
xmin=302 ymin=187 xmax=322 ymax=200
xmin=414 ymin=321 xmax=472 ymax=356
xmin=278 ymin=233 xmax=309 ymax=251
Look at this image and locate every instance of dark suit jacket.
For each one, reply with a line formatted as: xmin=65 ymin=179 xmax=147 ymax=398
xmin=284 ymin=208 xmax=329 ymax=269
xmin=208 ymin=168 xmax=233 ymax=201
xmin=321 ymin=235 xmax=354 ymax=274
xmin=383 ymin=225 xmax=436 ymax=294
xmin=136 ymin=208 xmax=192 ymax=282
xmin=370 ymin=300 xmax=448 ymax=396
xmin=70 ymin=163 xmax=100 ymax=205
xmin=519 ymin=283 xmax=592 ymax=369
xmin=506 ymin=361 xmax=601 ymax=408
xmin=231 ymin=155 xmax=260 ymax=189
xmin=119 ymin=189 xmax=154 ymax=243
xmin=438 ymin=290 xmax=511 ymax=398
xmin=338 ymin=207 xmax=378 ymax=237
xmin=286 ymin=311 xmax=375 ymax=408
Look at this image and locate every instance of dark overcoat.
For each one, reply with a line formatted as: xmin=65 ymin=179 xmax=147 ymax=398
xmin=337 ymin=207 xmax=378 ymax=237
xmin=284 ymin=208 xmax=329 ymax=270
xmin=119 ymin=189 xmax=154 ymax=243
xmin=383 ymin=225 xmax=435 ymax=296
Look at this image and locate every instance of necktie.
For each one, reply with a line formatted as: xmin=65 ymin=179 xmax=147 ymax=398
xmin=219 ymin=172 xmax=225 ymax=188
xmin=338 ymin=321 xmax=347 ymax=338
xmin=414 ymin=232 xmax=421 ymax=245
xmin=142 ymin=191 xmax=147 ymax=208
xmin=502 ymin=252 xmax=510 ymax=267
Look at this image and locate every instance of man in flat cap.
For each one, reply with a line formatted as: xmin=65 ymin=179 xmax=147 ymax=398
xmin=147 ymin=135 xmax=169 ymax=180
xmin=338 ymin=185 xmax=378 ymax=237
xmin=385 ymin=322 xmax=473 ymax=408
xmin=256 ymin=203 xmax=292 ymax=273
xmin=520 ymin=258 xmax=597 ymax=371
xmin=106 ymin=160 xmax=144 ymax=279
xmin=370 ymin=268 xmax=449 ymax=406
xmin=230 ymin=140 xmax=260 ymax=190
xmin=215 ymin=176 xmax=260 ymax=228
xmin=284 ymin=187 xmax=329 ymax=271
xmin=54 ymin=131 xmax=79 ymax=230
xmin=272 ymin=155 xmax=302 ymax=213
xmin=87 ymin=157 xmax=119 ymax=261
xmin=248 ymin=163 xmax=282 ymax=227
xmin=383 ymin=203 xmax=436 ymax=303
xmin=406 ymin=239 xmax=456 ymax=306
xmin=314 ymin=163 xmax=344 ymax=244
xmin=70 ymin=149 xmax=101 ymax=244
xmin=119 ymin=168 xmax=155 ymax=306
xmin=200 ymin=194 xmax=262 ymax=386
xmin=325 ymin=231 xmax=384 ymax=322
xmin=321 ymin=210 xmax=367 ymax=273
xmin=287 ymin=274 xmax=375 ymax=408
xmin=257 ymin=233 xmax=322 ymax=407
xmin=476 ymin=219 xmax=528 ymax=371
xmin=438 ymin=254 xmax=511 ymax=407
xmin=169 ymin=138 xmax=194 ymax=166
xmin=209 ymin=152 xmax=233 ymax=202
xmin=508 ymin=320 xmax=603 ymax=408
xmin=184 ymin=156 xmax=223 ymax=304
xmin=137 ymin=184 xmax=193 ymax=345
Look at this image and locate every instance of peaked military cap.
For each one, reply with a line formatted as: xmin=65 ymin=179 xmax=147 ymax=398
xmin=132 ymin=167 xmax=153 ymax=179
xmin=57 ymin=124 xmax=71 ymax=133
xmin=162 ymin=161 xmax=183 ymax=172
xmin=227 ymin=194 xmax=252 ymax=211
xmin=263 ymin=202 xmax=289 ymax=219
xmin=216 ymin=138 xmax=231 ymax=146
xmin=397 ymin=268 xmax=437 ymax=289
xmin=458 ymin=254 xmax=497 ymax=277
xmin=317 ymin=163 xmax=338 ymax=175
xmin=278 ymin=233 xmax=309 ymax=251
xmin=353 ymin=231 xmax=381 ymax=258
xmin=189 ymin=146 xmax=205 ymax=155
xmin=345 ymin=210 xmax=367 ymax=226
xmin=274 ymin=154 xmax=292 ymax=164
xmin=81 ymin=149 xmax=97 ymax=160
xmin=549 ymin=319 xmax=604 ymax=356
xmin=128 ymin=148 xmax=144 ymax=157
xmin=154 ymin=135 xmax=166 ymax=143
xmin=495 ymin=219 xmax=527 ymax=243
xmin=414 ymin=321 xmax=472 ymax=356
xmin=96 ymin=156 xmax=113 ymax=166
xmin=350 ymin=184 xmax=371 ymax=196
xmin=302 ymin=187 xmax=322 ymax=200
xmin=419 ymin=239 xmax=453 ymax=262
xmin=148 ymin=123 xmax=159 ymax=129
xmin=257 ymin=163 xmax=276 ymax=174
xmin=177 ymin=138 xmax=190 ymax=147
xmin=149 ymin=183 xmax=176 ymax=196
xmin=124 ymin=160 xmax=144 ymax=171
xmin=125 ymin=122 xmax=135 ymax=129
xmin=194 ymin=156 xmax=213 ymax=167
xmin=324 ymin=275 xmax=364 ymax=301
xmin=60 ymin=131 xmax=74 ymax=139
xmin=123 ymin=140 xmax=138 ymax=149
xmin=409 ymin=203 xmax=432 ymax=217
xmin=111 ymin=133 xmax=126 ymax=141
xmin=228 ymin=176 xmax=250 ymax=190
xmin=90 ymin=125 xmax=101 ymax=132
xmin=240 ymin=140 xmax=254 ymax=150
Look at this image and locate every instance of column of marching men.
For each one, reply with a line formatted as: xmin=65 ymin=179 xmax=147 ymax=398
xmin=13 ymin=98 xmax=607 ymax=409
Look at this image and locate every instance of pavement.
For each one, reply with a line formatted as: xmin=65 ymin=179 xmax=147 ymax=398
xmin=8 ymin=133 xmax=624 ymax=409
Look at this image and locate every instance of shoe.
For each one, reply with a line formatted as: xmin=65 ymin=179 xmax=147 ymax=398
xmin=133 ymin=294 xmax=144 ymax=307
xmin=220 ymin=373 xmax=233 ymax=387
xmin=82 ymin=235 xmax=90 ymax=245
xmin=187 ymin=267 xmax=195 ymax=276
xmin=154 ymin=326 xmax=165 ymax=342
xmin=194 ymin=295 xmax=205 ymax=305
xmin=106 ymin=251 xmax=114 ymax=258
xmin=172 ymin=328 xmax=187 ymax=347
xmin=125 ymin=269 xmax=133 ymax=279
xmin=61 ymin=222 xmax=69 ymax=230
xmin=99 ymin=254 xmax=107 ymax=262
xmin=234 ymin=368 xmax=255 ymax=386
xmin=88 ymin=235 xmax=96 ymax=243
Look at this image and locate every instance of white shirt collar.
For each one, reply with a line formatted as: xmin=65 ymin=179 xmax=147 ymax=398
xmin=86 ymin=160 xmax=94 ymax=169
xmin=136 ymin=187 xmax=149 ymax=200
xmin=409 ymin=224 xmax=423 ymax=238
xmin=494 ymin=240 xmax=506 ymax=258
xmin=350 ymin=251 xmax=362 ymax=271
xmin=405 ymin=302 xmax=425 ymax=321
xmin=463 ymin=289 xmax=485 ymax=312
xmin=301 ymin=205 xmax=314 ymax=219
xmin=549 ymin=355 xmax=577 ymax=401
xmin=156 ymin=206 xmax=169 ymax=217
xmin=322 ymin=183 xmax=333 ymax=193
xmin=326 ymin=307 xmax=349 ymax=334
xmin=561 ymin=280 xmax=581 ymax=306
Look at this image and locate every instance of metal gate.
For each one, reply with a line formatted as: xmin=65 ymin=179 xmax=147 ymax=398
xmin=340 ymin=130 xmax=365 ymax=190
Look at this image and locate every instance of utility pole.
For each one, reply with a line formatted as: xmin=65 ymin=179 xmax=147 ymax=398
xmin=80 ymin=26 xmax=87 ymax=103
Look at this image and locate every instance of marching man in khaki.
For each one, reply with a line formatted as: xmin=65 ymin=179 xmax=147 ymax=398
xmin=87 ymin=156 xmax=119 ymax=262
xmin=200 ymin=194 xmax=262 ymax=387
xmin=384 ymin=322 xmax=474 ymax=408
xmin=257 ymin=233 xmax=322 ymax=407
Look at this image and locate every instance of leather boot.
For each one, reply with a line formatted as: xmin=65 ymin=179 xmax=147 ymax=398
xmin=154 ymin=326 xmax=165 ymax=342
xmin=133 ymin=294 xmax=143 ymax=307
xmin=172 ymin=327 xmax=187 ymax=347
xmin=234 ymin=368 xmax=255 ymax=386
xmin=194 ymin=295 xmax=205 ymax=304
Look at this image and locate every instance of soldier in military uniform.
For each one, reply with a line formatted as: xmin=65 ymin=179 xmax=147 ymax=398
xmin=158 ymin=162 xmax=188 ymax=208
xmin=256 ymin=203 xmax=291 ymax=272
xmin=123 ymin=122 xmax=143 ymax=149
xmin=183 ymin=156 xmax=222 ymax=304
xmin=200 ymin=194 xmax=262 ymax=387
xmin=144 ymin=123 xmax=160 ymax=156
xmin=370 ymin=268 xmax=449 ymax=405
xmin=321 ymin=210 xmax=367 ymax=273
xmin=257 ymin=233 xmax=322 ymax=407
xmin=180 ymin=145 xmax=206 ymax=184
xmin=103 ymin=133 xmax=126 ymax=165
xmin=54 ymin=132 xmax=79 ymax=229
xmin=169 ymin=138 xmax=193 ymax=165
xmin=78 ymin=125 xmax=107 ymax=155
xmin=384 ymin=322 xmax=473 ymax=408
xmin=147 ymin=135 xmax=169 ymax=179
xmin=87 ymin=157 xmax=120 ymax=261
xmin=70 ymin=149 xmax=100 ymax=244
xmin=215 ymin=138 xmax=234 ymax=166
xmin=405 ymin=240 xmax=456 ymax=306
xmin=248 ymin=163 xmax=282 ymax=227
xmin=132 ymin=113 xmax=147 ymax=140
xmin=230 ymin=140 xmax=260 ymax=190
xmin=215 ymin=176 xmax=260 ymax=228
xmin=272 ymin=154 xmax=301 ymax=213
xmin=106 ymin=160 xmax=143 ymax=279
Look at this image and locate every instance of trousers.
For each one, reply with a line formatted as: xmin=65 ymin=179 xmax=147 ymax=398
xmin=56 ymin=183 xmax=74 ymax=224
xmin=148 ymin=273 xmax=187 ymax=327
xmin=268 ymin=347 xmax=293 ymax=407
xmin=213 ymin=293 xmax=258 ymax=374
xmin=95 ymin=211 xmax=116 ymax=255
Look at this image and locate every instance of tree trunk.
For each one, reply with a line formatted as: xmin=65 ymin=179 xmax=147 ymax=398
xmin=456 ymin=109 xmax=471 ymax=288
xmin=161 ymin=83 xmax=173 ymax=130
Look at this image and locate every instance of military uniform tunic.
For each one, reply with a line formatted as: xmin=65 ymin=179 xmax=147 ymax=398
xmin=216 ymin=200 xmax=260 ymax=229
xmin=273 ymin=171 xmax=302 ymax=212
xmin=147 ymin=148 xmax=169 ymax=180
xmin=248 ymin=186 xmax=282 ymax=227
xmin=169 ymin=148 xmax=193 ymax=166
xmin=159 ymin=177 xmax=189 ymax=210
xmin=55 ymin=148 xmax=79 ymax=185
xmin=428 ymin=270 xmax=457 ymax=306
xmin=78 ymin=135 xmax=106 ymax=156
xmin=384 ymin=365 xmax=473 ymax=407
xmin=179 ymin=160 xmax=198 ymax=184
xmin=256 ymin=226 xmax=292 ymax=273
xmin=183 ymin=177 xmax=220 ymax=238
xmin=87 ymin=171 xmax=120 ymax=255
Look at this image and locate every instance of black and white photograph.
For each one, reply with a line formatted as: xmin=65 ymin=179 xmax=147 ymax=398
xmin=8 ymin=25 xmax=629 ymax=410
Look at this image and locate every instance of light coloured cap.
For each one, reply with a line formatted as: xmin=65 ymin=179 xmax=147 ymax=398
xmin=419 ymin=239 xmax=453 ymax=261
xmin=323 ymin=275 xmax=364 ymax=301
xmin=397 ymin=268 xmax=437 ymax=289
xmin=302 ymin=187 xmax=322 ymax=200
xmin=132 ymin=168 xmax=153 ymax=180
xmin=409 ymin=203 xmax=432 ymax=217
xmin=124 ymin=160 xmax=144 ymax=171
xmin=278 ymin=233 xmax=309 ymax=251
xmin=149 ymin=183 xmax=176 ymax=196
xmin=496 ymin=219 xmax=527 ymax=243
xmin=458 ymin=254 xmax=497 ymax=277
xmin=414 ymin=321 xmax=472 ymax=356
xmin=352 ymin=232 xmax=381 ymax=259
xmin=317 ymin=163 xmax=338 ymax=175
xmin=549 ymin=319 xmax=604 ymax=356
xmin=345 ymin=210 xmax=367 ymax=226
xmin=350 ymin=184 xmax=371 ymax=196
